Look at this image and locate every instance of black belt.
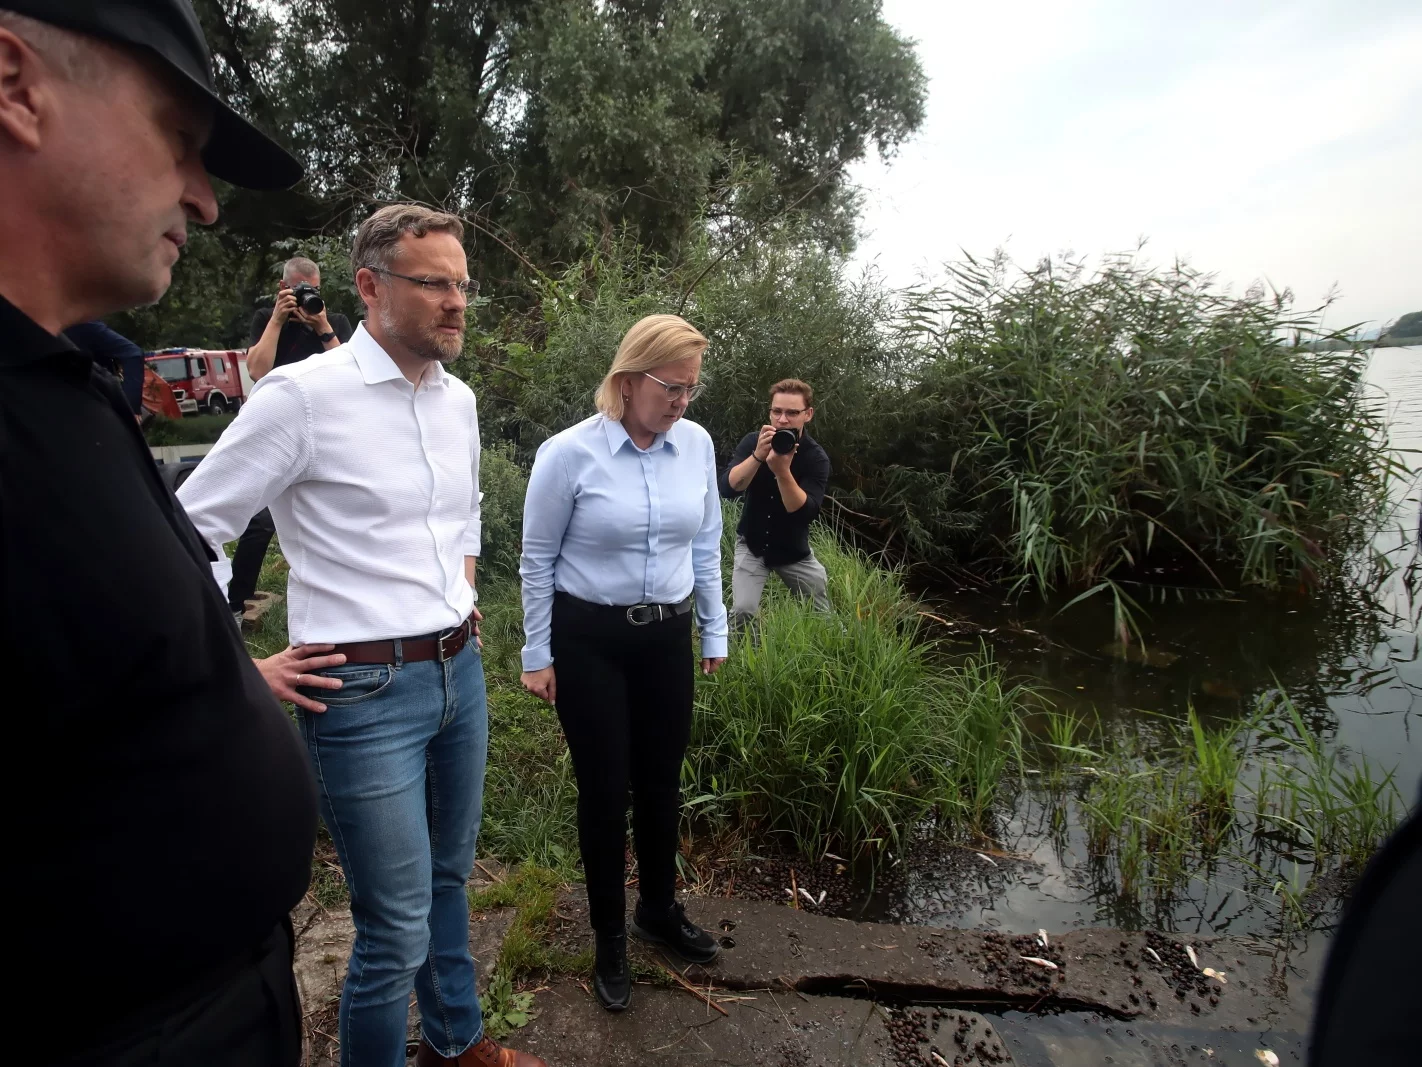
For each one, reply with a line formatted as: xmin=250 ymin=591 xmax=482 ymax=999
xmin=555 ymin=591 xmax=693 ymax=627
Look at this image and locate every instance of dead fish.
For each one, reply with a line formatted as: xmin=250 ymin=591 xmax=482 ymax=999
xmin=817 ymin=890 xmax=826 ymax=906
xmin=1255 ymin=1052 xmax=1279 ymax=1066
xmin=930 ymin=1053 xmax=952 ymax=1067
xmin=975 ymin=852 xmax=998 ymax=867
xmin=797 ymin=887 xmax=817 ymax=906
xmin=1038 ymin=929 xmax=1049 ymax=949
xmin=823 ymin=852 xmax=846 ymax=862
xmin=1019 ymin=956 xmax=1058 ymax=970
xmin=1145 ymin=947 xmax=1163 ymax=964
xmin=1101 ymin=641 xmax=1181 ymax=668
xmin=1186 ymin=945 xmax=1200 ymax=969
xmin=1203 ymin=968 xmax=1228 ymax=984
xmin=783 ymin=888 xmax=795 ymax=899
xmin=1200 ymin=679 xmax=1242 ymax=699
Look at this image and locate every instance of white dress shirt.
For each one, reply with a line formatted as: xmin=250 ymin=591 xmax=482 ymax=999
xmin=519 ymin=414 xmax=728 ymax=671
xmin=178 ymin=323 xmax=481 ymax=645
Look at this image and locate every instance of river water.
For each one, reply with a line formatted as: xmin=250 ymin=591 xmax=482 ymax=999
xmin=864 ymin=346 xmax=1422 ymax=1060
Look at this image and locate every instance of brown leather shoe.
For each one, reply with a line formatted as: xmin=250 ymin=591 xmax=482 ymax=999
xmin=414 ymin=1036 xmax=547 ymax=1067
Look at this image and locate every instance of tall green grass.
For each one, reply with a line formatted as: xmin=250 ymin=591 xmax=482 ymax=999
xmin=483 ymin=237 xmax=1394 ymax=600
xmin=852 ymin=253 xmax=1397 ymax=596
xmin=1034 ymin=697 xmax=1403 ymax=905
xmin=687 ymin=525 xmax=1030 ymax=858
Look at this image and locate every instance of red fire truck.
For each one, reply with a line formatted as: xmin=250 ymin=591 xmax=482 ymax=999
xmin=144 ymin=347 xmax=253 ymax=415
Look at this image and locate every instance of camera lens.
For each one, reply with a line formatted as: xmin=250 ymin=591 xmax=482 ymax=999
xmin=771 ymin=428 xmax=799 ymax=454
xmin=297 ymin=289 xmax=324 ymax=315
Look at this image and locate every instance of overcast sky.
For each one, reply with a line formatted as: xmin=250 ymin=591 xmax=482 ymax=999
xmin=850 ymin=0 xmax=1422 ymax=332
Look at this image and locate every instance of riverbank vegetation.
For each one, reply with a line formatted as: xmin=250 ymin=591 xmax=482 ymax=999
xmin=244 ymin=517 xmax=1404 ymax=913
xmin=471 ymin=240 xmax=1394 ymax=624
xmin=1031 ymin=697 xmax=1403 ymax=921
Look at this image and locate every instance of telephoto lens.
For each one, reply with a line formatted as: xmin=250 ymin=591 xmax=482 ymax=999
xmin=771 ymin=427 xmax=800 ymax=454
xmin=291 ymin=283 xmax=324 ymax=315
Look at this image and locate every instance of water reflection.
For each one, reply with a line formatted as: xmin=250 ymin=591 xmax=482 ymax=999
xmin=874 ymin=346 xmax=1422 ymax=976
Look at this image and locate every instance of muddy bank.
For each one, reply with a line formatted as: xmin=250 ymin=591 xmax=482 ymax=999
xmin=290 ymin=883 xmax=1306 ymax=1066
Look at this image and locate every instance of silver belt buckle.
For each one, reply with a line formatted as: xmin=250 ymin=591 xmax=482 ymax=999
xmin=436 ymin=619 xmax=467 ymax=660
xmin=626 ymin=604 xmax=655 ymax=626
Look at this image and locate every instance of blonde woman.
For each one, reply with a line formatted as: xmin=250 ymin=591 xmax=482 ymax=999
xmin=519 ymin=314 xmax=728 ymax=1011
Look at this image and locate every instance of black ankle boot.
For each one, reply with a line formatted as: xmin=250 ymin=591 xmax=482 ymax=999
xmin=593 ymin=928 xmax=631 ymax=1011
xmin=631 ymin=900 xmax=720 ymax=964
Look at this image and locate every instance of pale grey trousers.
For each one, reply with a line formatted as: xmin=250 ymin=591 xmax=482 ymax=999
xmin=731 ymin=536 xmax=831 ymax=631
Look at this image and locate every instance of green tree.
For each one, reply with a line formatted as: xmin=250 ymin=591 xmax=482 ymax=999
xmin=117 ymin=0 xmax=925 ymax=351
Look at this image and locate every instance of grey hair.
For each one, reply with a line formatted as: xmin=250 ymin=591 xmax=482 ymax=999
xmin=351 ymin=203 xmax=464 ymax=276
xmin=282 ymin=256 xmax=320 ymax=283
xmin=0 ymin=10 xmax=110 ymax=83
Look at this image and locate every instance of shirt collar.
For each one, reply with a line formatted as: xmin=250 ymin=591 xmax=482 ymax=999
xmin=601 ymin=414 xmax=681 ymax=456
xmin=0 ymin=292 xmax=82 ymax=367
xmin=348 ymin=322 xmax=451 ymax=388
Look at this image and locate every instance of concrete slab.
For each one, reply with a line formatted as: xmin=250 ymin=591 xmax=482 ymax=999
xmin=512 ymin=979 xmax=907 ymax=1067
xmin=547 ymin=895 xmax=1307 ymax=1035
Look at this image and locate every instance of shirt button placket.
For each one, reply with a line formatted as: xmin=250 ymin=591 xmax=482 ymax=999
xmin=643 ymin=450 xmax=660 ymax=602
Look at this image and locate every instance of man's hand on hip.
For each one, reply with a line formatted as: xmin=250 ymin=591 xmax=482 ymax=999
xmin=254 ymin=644 xmax=346 ymax=713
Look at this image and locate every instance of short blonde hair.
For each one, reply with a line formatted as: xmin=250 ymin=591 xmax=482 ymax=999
xmin=595 ymin=314 xmax=708 ymax=420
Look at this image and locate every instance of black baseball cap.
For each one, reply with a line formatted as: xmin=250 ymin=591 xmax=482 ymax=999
xmin=4 ymin=0 xmax=302 ymax=190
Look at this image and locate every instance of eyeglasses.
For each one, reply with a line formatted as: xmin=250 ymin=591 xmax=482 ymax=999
xmin=642 ymin=371 xmax=706 ymax=403
xmin=367 ymin=267 xmax=480 ymax=300
xmin=770 ymin=407 xmax=805 ymax=419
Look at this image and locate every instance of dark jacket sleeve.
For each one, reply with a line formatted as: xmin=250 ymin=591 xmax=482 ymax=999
xmin=718 ymin=432 xmax=759 ymax=499
xmin=330 ymin=313 xmax=354 ymax=343
xmin=249 ymin=308 xmax=271 ymax=348
xmin=64 ymin=321 xmax=146 ymax=414
xmin=790 ymin=445 xmax=831 ymax=525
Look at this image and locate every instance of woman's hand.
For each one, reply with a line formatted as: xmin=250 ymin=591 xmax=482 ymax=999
xmin=701 ymin=657 xmax=727 ymax=676
xmin=521 ymin=666 xmax=557 ymax=704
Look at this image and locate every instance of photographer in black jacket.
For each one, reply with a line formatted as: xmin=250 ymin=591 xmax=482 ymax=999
xmin=245 ymin=255 xmax=351 ymax=380
xmin=719 ymin=379 xmax=832 ymax=630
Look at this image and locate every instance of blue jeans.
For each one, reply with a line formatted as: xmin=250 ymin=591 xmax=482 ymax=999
xmin=299 ymin=642 xmax=488 ymax=1067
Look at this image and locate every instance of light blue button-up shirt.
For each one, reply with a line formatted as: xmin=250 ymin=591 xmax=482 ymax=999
xmin=519 ymin=414 xmax=728 ymax=671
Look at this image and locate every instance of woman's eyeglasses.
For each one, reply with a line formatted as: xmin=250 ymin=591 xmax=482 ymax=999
xmin=642 ymin=371 xmax=707 ymax=403
xmin=770 ymin=407 xmax=805 ymax=419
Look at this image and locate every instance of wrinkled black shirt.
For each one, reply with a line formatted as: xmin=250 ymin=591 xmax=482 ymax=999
xmin=0 ymin=294 xmax=316 ymax=1052
xmin=718 ymin=430 xmax=832 ymax=565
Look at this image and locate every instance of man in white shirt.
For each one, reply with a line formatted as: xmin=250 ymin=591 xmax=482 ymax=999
xmin=179 ymin=204 xmax=543 ymax=1067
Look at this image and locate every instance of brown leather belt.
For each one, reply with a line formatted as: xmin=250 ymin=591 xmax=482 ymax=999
xmin=331 ymin=613 xmax=476 ymax=665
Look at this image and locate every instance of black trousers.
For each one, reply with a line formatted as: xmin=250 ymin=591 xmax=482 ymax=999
xmin=227 ymin=507 xmax=276 ymax=612
xmin=56 ymin=920 xmax=301 ymax=1066
xmin=551 ymin=593 xmax=694 ymax=934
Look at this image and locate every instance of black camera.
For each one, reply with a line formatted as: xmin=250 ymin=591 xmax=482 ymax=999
xmin=290 ymin=283 xmax=324 ymax=316
xmin=771 ymin=427 xmax=800 ymax=455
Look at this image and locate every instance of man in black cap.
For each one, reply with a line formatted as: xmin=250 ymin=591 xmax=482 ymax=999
xmin=0 ymin=3 xmax=340 ymax=1064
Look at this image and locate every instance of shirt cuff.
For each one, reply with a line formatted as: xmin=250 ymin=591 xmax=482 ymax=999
xmin=210 ymin=557 xmax=233 ymax=600
xmin=699 ymin=634 xmax=728 ymax=660
xmin=521 ymin=645 xmax=553 ymax=672
xmin=462 ymin=527 xmax=482 ymax=556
